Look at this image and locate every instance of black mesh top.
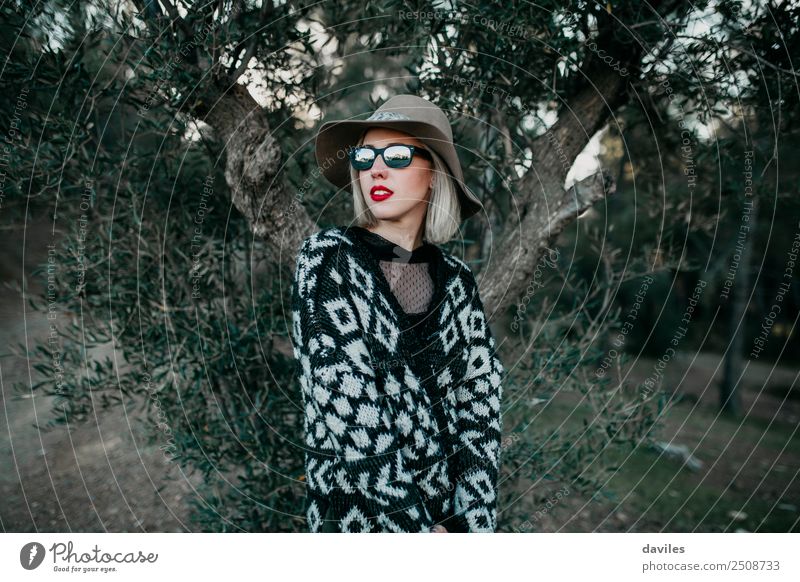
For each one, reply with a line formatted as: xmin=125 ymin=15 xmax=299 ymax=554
xmin=347 ymin=226 xmax=438 ymax=317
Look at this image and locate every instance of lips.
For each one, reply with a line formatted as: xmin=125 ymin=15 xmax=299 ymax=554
xmin=370 ymin=185 xmax=394 ymax=201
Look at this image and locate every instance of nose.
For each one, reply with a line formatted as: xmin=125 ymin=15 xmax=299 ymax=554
xmin=369 ymin=155 xmax=389 ymax=178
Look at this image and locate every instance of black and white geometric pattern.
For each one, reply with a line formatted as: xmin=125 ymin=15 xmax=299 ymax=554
xmin=291 ymin=226 xmax=504 ymax=532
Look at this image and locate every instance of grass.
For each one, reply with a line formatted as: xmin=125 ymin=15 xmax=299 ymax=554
xmin=599 ymin=399 xmax=799 ymax=532
xmin=505 ymin=383 xmax=799 ymax=531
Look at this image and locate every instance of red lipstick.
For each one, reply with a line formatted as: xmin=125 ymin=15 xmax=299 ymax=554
xmin=370 ymin=185 xmax=394 ymax=201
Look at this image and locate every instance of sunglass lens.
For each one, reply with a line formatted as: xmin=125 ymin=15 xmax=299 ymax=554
xmin=383 ymin=145 xmax=413 ymax=167
xmin=350 ymin=147 xmax=375 ymax=169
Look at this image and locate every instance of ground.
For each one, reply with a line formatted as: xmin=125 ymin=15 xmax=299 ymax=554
xmin=497 ymin=352 xmax=799 ymax=533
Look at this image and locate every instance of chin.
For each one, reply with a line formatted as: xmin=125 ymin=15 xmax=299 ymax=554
xmin=369 ymin=198 xmax=425 ymax=218
xmin=368 ymin=203 xmax=409 ymax=220
xmin=370 ymin=212 xmax=405 ymax=222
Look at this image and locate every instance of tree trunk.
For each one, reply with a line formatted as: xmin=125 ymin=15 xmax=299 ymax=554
xmin=719 ymin=195 xmax=759 ymax=415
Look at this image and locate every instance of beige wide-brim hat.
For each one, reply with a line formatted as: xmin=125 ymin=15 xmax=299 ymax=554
xmin=314 ymin=94 xmax=484 ymax=222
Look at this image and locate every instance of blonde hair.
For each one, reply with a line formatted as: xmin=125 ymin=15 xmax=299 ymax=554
xmin=349 ymin=132 xmax=461 ymax=245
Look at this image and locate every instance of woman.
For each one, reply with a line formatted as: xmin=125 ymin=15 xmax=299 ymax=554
xmin=291 ymin=94 xmax=504 ymax=533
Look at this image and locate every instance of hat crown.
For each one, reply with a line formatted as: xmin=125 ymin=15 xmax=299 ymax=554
xmin=371 ymin=95 xmax=454 ymax=142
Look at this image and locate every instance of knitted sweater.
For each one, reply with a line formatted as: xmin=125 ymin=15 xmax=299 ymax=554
xmin=290 ymin=225 xmax=504 ymax=533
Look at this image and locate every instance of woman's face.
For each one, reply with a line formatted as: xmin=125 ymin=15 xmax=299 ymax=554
xmin=357 ymin=127 xmax=434 ymax=222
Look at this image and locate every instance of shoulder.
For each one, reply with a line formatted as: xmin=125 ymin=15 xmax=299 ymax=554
xmin=439 ymin=249 xmax=472 ymax=274
xmin=293 ymin=226 xmax=361 ymax=301
xmin=436 ymin=246 xmax=479 ymax=291
xmin=297 ymin=226 xmax=352 ymax=257
xmin=295 ymin=226 xmax=358 ymax=271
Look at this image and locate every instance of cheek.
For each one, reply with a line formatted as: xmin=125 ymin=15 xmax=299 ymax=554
xmin=398 ymin=168 xmax=431 ymax=193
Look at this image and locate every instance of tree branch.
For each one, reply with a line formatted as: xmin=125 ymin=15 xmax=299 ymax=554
xmin=480 ymin=170 xmax=615 ymax=318
xmin=192 ymin=83 xmax=317 ymax=263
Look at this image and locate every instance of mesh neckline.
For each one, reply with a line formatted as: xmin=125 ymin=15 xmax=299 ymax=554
xmin=347 ymin=226 xmax=437 ymax=264
xmin=341 ymin=225 xmax=446 ymax=324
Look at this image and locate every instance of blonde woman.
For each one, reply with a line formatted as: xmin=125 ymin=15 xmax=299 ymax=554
xmin=291 ymin=94 xmax=504 ymax=533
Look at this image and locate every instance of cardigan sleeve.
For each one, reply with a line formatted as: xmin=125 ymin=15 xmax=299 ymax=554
xmin=291 ymin=237 xmax=435 ymax=533
xmin=443 ymin=268 xmax=505 ymax=533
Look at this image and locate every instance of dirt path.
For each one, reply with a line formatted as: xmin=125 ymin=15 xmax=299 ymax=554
xmin=0 ymin=221 xmax=200 ymax=532
xmin=0 ymin=286 xmax=200 ymax=532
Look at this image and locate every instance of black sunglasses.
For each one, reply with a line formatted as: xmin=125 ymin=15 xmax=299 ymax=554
xmin=348 ymin=144 xmax=433 ymax=171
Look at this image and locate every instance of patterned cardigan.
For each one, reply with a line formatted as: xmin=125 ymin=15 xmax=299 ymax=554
xmin=290 ymin=226 xmax=504 ymax=532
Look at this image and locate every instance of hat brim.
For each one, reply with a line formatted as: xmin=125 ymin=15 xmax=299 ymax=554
xmin=314 ymin=118 xmax=483 ymax=222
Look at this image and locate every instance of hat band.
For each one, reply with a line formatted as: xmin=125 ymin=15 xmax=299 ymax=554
xmin=367 ymin=111 xmax=412 ymax=121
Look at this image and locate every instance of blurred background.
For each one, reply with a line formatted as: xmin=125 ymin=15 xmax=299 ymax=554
xmin=1 ymin=0 xmax=798 ymax=532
